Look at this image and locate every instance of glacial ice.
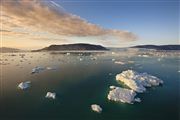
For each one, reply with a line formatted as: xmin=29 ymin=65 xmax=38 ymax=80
xmin=107 ymin=86 xmax=136 ymax=104
xmin=116 ymin=70 xmax=163 ymax=93
xmin=45 ymin=92 xmax=56 ymax=99
xmin=91 ymin=104 xmax=102 ymax=113
xmin=18 ymin=81 xmax=31 ymax=90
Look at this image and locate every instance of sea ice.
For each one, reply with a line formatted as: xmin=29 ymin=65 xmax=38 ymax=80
xmin=116 ymin=70 xmax=163 ymax=93
xmin=107 ymin=87 xmax=136 ymax=104
xmin=91 ymin=104 xmax=102 ymax=113
xmin=18 ymin=81 xmax=31 ymax=90
xmin=31 ymin=66 xmax=45 ymax=74
xmin=45 ymin=92 xmax=56 ymax=99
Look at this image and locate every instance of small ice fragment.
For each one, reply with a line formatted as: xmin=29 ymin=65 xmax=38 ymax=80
xmin=79 ymin=58 xmax=83 ymax=61
xmin=45 ymin=92 xmax=56 ymax=99
xmin=142 ymin=55 xmax=149 ymax=57
xmin=18 ymin=81 xmax=31 ymax=90
xmin=134 ymin=98 xmax=141 ymax=102
xmin=46 ymin=67 xmax=57 ymax=70
xmin=111 ymin=52 xmax=115 ymax=55
xmin=112 ymin=59 xmax=115 ymax=61
xmin=114 ymin=61 xmax=125 ymax=65
xmin=31 ymin=66 xmax=45 ymax=74
xmin=66 ymin=53 xmax=70 ymax=55
xmin=91 ymin=104 xmax=102 ymax=113
xmin=109 ymin=85 xmax=116 ymax=89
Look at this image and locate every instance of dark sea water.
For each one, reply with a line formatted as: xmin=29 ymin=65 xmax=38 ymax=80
xmin=0 ymin=50 xmax=179 ymax=120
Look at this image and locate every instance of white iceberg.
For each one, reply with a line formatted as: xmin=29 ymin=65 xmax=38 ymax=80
xmin=31 ymin=66 xmax=45 ymax=74
xmin=107 ymin=87 xmax=136 ymax=104
xmin=91 ymin=104 xmax=102 ymax=113
xmin=18 ymin=81 xmax=31 ymax=90
xmin=116 ymin=70 xmax=163 ymax=93
xmin=45 ymin=92 xmax=56 ymax=99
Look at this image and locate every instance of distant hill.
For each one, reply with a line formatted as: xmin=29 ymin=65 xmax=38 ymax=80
xmin=33 ymin=43 xmax=108 ymax=51
xmin=0 ymin=47 xmax=22 ymax=53
xmin=131 ymin=45 xmax=180 ymax=50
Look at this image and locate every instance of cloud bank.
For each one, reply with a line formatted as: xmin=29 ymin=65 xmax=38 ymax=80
xmin=1 ymin=0 xmax=137 ymax=47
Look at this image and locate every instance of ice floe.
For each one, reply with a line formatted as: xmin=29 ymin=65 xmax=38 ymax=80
xmin=114 ymin=61 xmax=125 ymax=65
xmin=31 ymin=66 xmax=45 ymax=74
xmin=107 ymin=86 xmax=136 ymax=104
xmin=45 ymin=92 xmax=56 ymax=99
xmin=116 ymin=70 xmax=163 ymax=93
xmin=91 ymin=104 xmax=102 ymax=113
xmin=18 ymin=81 xmax=31 ymax=90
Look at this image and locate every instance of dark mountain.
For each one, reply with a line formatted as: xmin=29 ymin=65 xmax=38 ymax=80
xmin=131 ymin=45 xmax=180 ymax=50
xmin=0 ymin=47 xmax=22 ymax=53
xmin=33 ymin=43 xmax=108 ymax=51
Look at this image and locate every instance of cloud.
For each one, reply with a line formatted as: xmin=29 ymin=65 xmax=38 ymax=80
xmin=2 ymin=0 xmax=137 ymax=45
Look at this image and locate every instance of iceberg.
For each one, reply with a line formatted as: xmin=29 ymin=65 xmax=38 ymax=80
xmin=18 ymin=81 xmax=31 ymax=90
xmin=45 ymin=92 xmax=56 ymax=99
xmin=91 ymin=104 xmax=102 ymax=113
xmin=116 ymin=70 xmax=163 ymax=93
xmin=31 ymin=66 xmax=45 ymax=74
xmin=107 ymin=86 xmax=136 ymax=104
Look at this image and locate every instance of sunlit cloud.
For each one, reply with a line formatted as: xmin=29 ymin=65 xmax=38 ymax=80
xmin=1 ymin=0 xmax=137 ymax=48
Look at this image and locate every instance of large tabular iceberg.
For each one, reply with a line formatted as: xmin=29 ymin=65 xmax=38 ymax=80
xmin=116 ymin=70 xmax=163 ymax=93
xmin=108 ymin=86 xmax=138 ymax=104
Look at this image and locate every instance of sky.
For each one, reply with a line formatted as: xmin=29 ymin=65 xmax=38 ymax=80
xmin=1 ymin=0 xmax=179 ymax=49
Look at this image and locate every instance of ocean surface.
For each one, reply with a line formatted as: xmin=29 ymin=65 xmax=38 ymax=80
xmin=0 ymin=50 xmax=179 ymax=120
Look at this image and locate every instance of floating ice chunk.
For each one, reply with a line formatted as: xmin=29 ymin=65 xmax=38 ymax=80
xmin=18 ymin=81 xmax=31 ymax=90
xmin=114 ymin=61 xmax=125 ymax=65
xmin=31 ymin=66 xmax=45 ymax=74
xmin=134 ymin=97 xmax=141 ymax=102
xmin=116 ymin=70 xmax=163 ymax=93
xmin=79 ymin=58 xmax=83 ymax=61
xmin=45 ymin=92 xmax=56 ymax=99
xmin=46 ymin=66 xmax=57 ymax=70
xmin=142 ymin=55 xmax=149 ymax=57
xmin=91 ymin=104 xmax=102 ymax=113
xmin=109 ymin=85 xmax=116 ymax=89
xmin=91 ymin=57 xmax=97 ymax=60
xmin=108 ymin=87 xmax=136 ymax=104
xmin=66 ymin=52 xmax=70 ymax=55
xmin=112 ymin=59 xmax=115 ymax=61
